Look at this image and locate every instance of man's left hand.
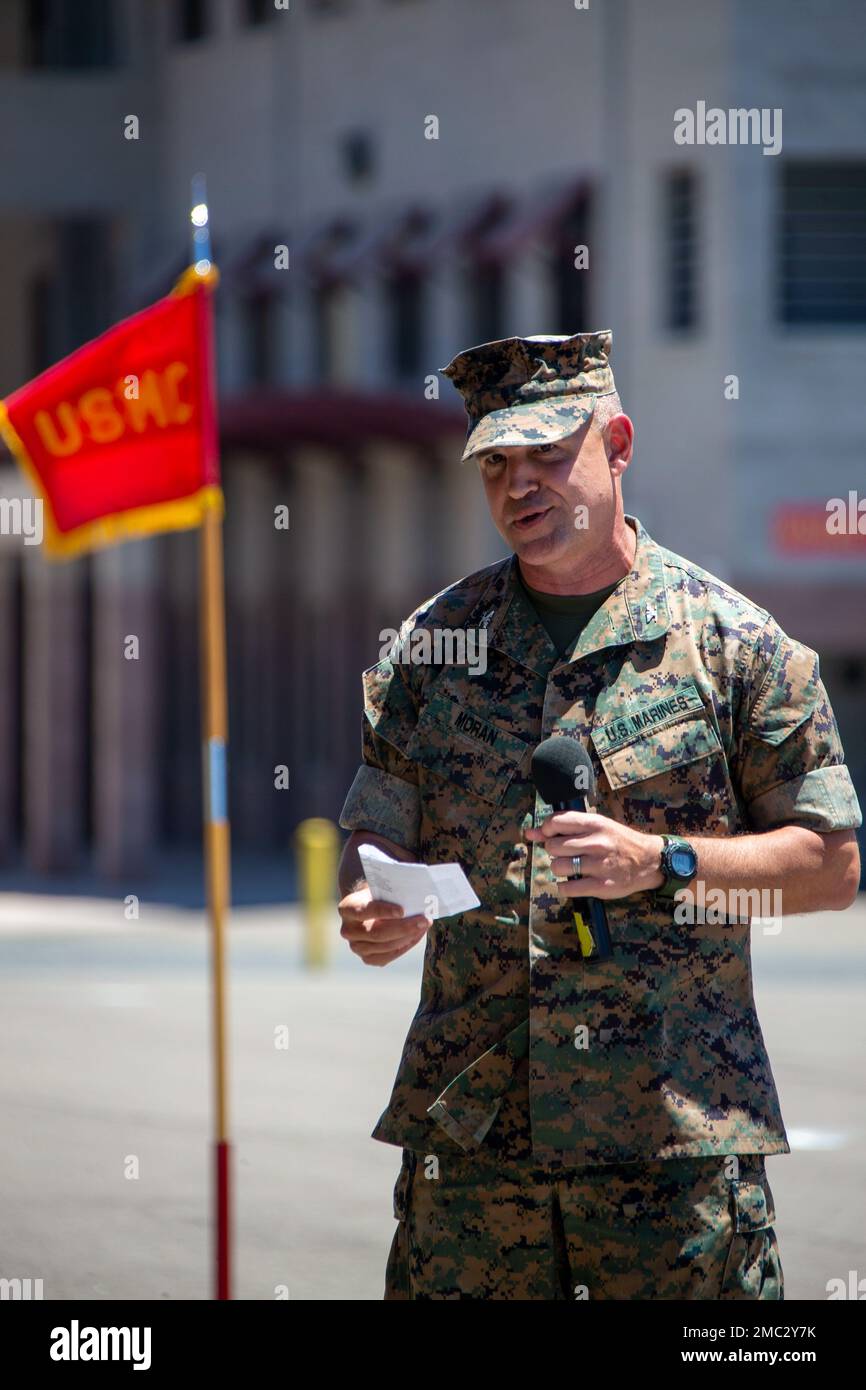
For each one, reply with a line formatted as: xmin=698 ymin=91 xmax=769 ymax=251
xmin=525 ymin=812 xmax=665 ymax=900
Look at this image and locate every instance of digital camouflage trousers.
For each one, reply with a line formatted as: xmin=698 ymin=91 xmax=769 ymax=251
xmin=384 ymin=1148 xmax=783 ymax=1301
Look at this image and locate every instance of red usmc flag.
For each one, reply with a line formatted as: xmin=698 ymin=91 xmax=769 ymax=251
xmin=0 ymin=265 xmax=222 ymax=557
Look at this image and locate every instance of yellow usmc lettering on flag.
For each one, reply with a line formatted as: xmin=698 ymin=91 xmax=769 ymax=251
xmin=34 ymin=363 xmax=193 ymax=456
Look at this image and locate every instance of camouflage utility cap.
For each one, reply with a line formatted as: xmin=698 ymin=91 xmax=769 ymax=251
xmin=441 ymin=330 xmax=617 ymax=463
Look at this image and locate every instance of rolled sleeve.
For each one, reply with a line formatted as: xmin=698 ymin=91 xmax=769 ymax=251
xmin=746 ymin=764 xmax=862 ymax=833
xmin=736 ymin=624 xmax=863 ymax=833
xmin=339 ymin=763 xmax=421 ymax=852
xmin=339 ymin=653 xmax=422 ymax=855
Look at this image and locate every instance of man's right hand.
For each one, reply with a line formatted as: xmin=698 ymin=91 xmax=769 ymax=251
xmin=338 ymin=883 xmax=430 ymax=967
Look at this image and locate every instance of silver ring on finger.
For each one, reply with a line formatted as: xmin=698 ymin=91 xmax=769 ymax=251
xmin=571 ymin=855 xmax=582 ymax=879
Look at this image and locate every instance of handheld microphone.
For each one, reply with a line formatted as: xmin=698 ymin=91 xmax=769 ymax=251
xmin=530 ymin=736 xmax=613 ymax=961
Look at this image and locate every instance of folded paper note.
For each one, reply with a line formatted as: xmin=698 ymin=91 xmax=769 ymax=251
xmin=357 ymin=843 xmax=480 ymax=920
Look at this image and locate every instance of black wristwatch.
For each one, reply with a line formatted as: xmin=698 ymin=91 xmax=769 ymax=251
xmin=655 ymin=835 xmax=698 ymax=900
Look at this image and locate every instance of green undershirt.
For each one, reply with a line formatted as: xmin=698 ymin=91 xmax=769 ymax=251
xmin=518 ymin=569 xmax=621 ymax=658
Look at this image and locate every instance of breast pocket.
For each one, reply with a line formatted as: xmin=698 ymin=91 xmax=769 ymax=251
xmin=590 ymin=712 xmax=727 ymax=832
xmin=405 ymin=693 xmax=531 ymax=861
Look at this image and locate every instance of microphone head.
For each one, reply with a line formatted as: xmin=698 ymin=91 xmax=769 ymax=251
xmin=531 ymin=736 xmax=596 ymax=806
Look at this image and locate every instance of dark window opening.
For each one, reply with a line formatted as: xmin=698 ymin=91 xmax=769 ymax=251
xmin=177 ymin=0 xmax=209 ymax=42
xmin=551 ymin=193 xmax=591 ymax=333
xmin=341 ymin=131 xmax=375 ymax=185
xmin=777 ymin=162 xmax=866 ymax=326
xmin=244 ymin=293 xmax=279 ymax=386
xmin=28 ymin=273 xmax=57 ymax=377
xmin=244 ymin=0 xmax=276 ymax=22
xmin=26 ymin=0 xmax=115 ymax=68
xmin=664 ymin=169 xmax=698 ymax=332
xmin=58 ymin=219 xmax=114 ymax=351
xmin=467 ymin=262 xmax=505 ymax=345
xmin=385 ymin=274 xmax=425 ymax=380
xmin=313 ymin=285 xmax=336 ymax=381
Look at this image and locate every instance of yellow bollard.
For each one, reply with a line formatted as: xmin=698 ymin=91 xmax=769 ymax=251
xmin=295 ymin=817 xmax=339 ymax=969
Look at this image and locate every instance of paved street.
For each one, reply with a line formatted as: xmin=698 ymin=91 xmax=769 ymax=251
xmin=0 ymin=891 xmax=864 ymax=1301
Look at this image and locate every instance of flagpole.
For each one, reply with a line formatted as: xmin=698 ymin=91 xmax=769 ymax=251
xmin=191 ymin=174 xmax=232 ymax=1301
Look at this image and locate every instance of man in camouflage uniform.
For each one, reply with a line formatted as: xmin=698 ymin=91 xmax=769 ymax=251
xmin=337 ymin=330 xmax=862 ymax=1300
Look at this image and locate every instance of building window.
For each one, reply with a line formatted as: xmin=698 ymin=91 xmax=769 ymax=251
xmin=177 ymin=0 xmax=209 ymax=42
xmin=550 ymin=194 xmax=591 ymax=332
xmin=385 ymin=274 xmax=425 ymax=380
xmin=341 ymin=131 xmax=375 ymax=185
xmin=313 ymin=286 xmax=333 ymax=380
xmin=26 ymin=0 xmax=115 ymax=68
xmin=244 ymin=0 xmax=272 ymax=21
xmin=58 ymin=219 xmax=114 ymax=348
xmin=467 ymin=262 xmax=505 ymax=345
xmin=28 ymin=274 xmax=56 ymax=376
xmin=313 ymin=283 xmax=357 ymax=384
xmin=777 ymin=162 xmax=866 ymax=326
xmin=663 ymin=169 xmax=698 ymax=332
xmin=243 ymin=294 xmax=279 ymax=386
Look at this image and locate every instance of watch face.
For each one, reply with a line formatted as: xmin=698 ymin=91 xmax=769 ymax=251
xmin=670 ymin=847 xmax=697 ymax=878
